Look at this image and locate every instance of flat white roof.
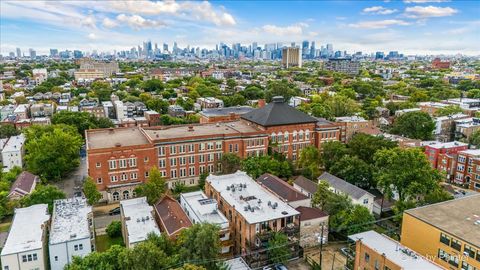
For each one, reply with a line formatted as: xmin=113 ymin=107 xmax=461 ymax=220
xmin=349 ymin=231 xmax=442 ymax=270
xmin=458 ymin=149 xmax=480 ymax=156
xmin=49 ymin=198 xmax=92 ymax=245
xmin=2 ymin=134 xmax=25 ymax=153
xmin=180 ymin=191 xmax=229 ymax=230
xmin=425 ymin=141 xmax=467 ymax=149
xmin=224 ymin=257 xmax=252 ymax=270
xmin=1 ymin=204 xmax=50 ymax=255
xmin=207 ymin=171 xmax=299 ymax=224
xmin=120 ymin=197 xmax=160 ymax=245
xmin=335 ymin=116 xmax=367 ymax=122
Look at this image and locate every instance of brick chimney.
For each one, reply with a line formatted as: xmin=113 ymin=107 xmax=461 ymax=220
xmin=258 ymin=99 xmax=266 ymax=108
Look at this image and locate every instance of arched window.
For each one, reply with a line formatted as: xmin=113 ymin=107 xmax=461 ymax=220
xmin=277 ymin=132 xmax=283 ymax=143
xmin=293 ymin=131 xmax=297 ymax=141
xmin=112 ymin=192 xmax=119 ymax=201
xmin=299 ymin=130 xmax=304 ymax=141
xmin=284 ymin=131 xmax=289 ymax=141
xmin=122 ymin=190 xmax=130 ymax=200
xmin=271 ymin=133 xmax=276 ymax=143
xmin=305 ymin=129 xmax=310 ymax=140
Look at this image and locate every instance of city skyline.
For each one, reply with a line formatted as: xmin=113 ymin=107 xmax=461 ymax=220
xmin=1 ymin=0 xmax=479 ymax=56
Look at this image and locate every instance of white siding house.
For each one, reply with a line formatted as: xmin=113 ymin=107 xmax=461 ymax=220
xmin=1 ymin=204 xmax=50 ymax=270
xmin=49 ymin=198 xmax=94 ymax=270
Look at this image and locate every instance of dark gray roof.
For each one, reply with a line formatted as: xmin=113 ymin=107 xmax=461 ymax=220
xmin=257 ymin=173 xmax=309 ymax=202
xmin=241 ymin=96 xmax=317 ymax=127
xmin=293 ymin=175 xmax=317 ymax=194
xmin=200 ymin=106 xmax=253 ymax=117
xmin=318 ymin=172 xmax=374 ymax=200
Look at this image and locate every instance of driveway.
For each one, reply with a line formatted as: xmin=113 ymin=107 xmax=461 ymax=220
xmin=54 ymin=157 xmax=87 ymax=198
xmin=94 ymin=214 xmax=120 ymax=235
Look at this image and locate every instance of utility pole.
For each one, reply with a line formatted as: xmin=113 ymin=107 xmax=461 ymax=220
xmin=319 ymin=224 xmax=324 ymax=269
xmin=331 ymin=253 xmax=336 ymax=270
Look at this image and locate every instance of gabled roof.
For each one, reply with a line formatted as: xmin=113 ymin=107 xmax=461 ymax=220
xmin=293 ymin=175 xmax=317 ymax=194
xmin=296 ymin=206 xmax=328 ymax=221
xmin=8 ymin=171 xmax=38 ymax=197
xmin=154 ymin=196 xmax=192 ymax=237
xmin=257 ymin=173 xmax=309 ymax=202
xmin=241 ymin=96 xmax=317 ymax=127
xmin=318 ymin=172 xmax=374 ymax=200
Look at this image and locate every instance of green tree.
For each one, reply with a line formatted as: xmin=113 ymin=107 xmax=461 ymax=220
xmin=241 ymin=155 xmax=293 ymax=179
xmin=265 ymin=80 xmax=300 ymax=102
xmin=321 ymin=141 xmax=348 ymax=171
xmin=21 ymin=185 xmax=66 ymax=213
xmin=312 ymin=180 xmax=352 ymax=216
xmin=198 ymin=172 xmax=208 ymax=190
xmin=218 ymin=153 xmax=241 ymax=174
xmin=330 ymin=205 xmax=375 ymax=234
xmin=267 ymin=232 xmax=290 ymax=264
xmin=83 ymin=177 xmax=102 ymax=205
xmin=142 ymin=79 xmax=164 ymax=93
xmin=390 ymin=111 xmax=435 ymax=140
xmin=435 ymin=105 xmax=463 ymax=116
xmin=469 ymin=129 xmax=480 ymax=146
xmin=330 ymin=156 xmax=374 ymax=189
xmin=297 ymin=146 xmax=322 ymax=179
xmin=347 ymin=133 xmax=397 ymax=164
xmin=52 ymin=111 xmax=111 ymax=137
xmin=374 ymin=148 xmax=441 ymax=203
xmin=422 ymin=186 xmax=454 ymax=204
xmin=146 ymin=98 xmax=169 ymax=114
xmin=325 ymin=95 xmax=360 ymax=117
xmin=24 ymin=125 xmax=83 ymax=181
xmin=66 ymin=245 xmax=124 ymax=270
xmin=135 ymin=167 xmax=166 ymax=204
xmin=0 ymin=125 xmax=20 ymax=139
xmin=106 ymin=221 xmax=122 ymax=238
xmin=178 ymin=223 xmax=221 ymax=270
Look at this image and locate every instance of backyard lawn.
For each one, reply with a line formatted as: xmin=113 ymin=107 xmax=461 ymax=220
xmin=95 ymin=234 xmax=124 ymax=252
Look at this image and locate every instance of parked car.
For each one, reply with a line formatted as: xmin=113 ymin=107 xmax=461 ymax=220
xmin=109 ymin=207 xmax=121 ymax=216
xmin=274 ymin=264 xmax=288 ymax=270
xmin=340 ymin=247 xmax=355 ymax=260
xmin=262 ymin=267 xmax=272 ymax=270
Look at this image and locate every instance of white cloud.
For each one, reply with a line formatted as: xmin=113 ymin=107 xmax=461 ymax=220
xmin=404 ymin=0 xmax=449 ymax=3
xmin=116 ymin=14 xmax=166 ymax=30
xmin=87 ymin=33 xmax=96 ymax=40
xmin=102 ymin=18 xmax=118 ymax=28
xmin=108 ymin=0 xmax=236 ymax=26
xmin=348 ymin=19 xmax=410 ymax=29
xmin=362 ymin=6 xmax=398 ymax=15
xmin=261 ymin=24 xmax=304 ymax=35
xmin=404 ymin=5 xmax=458 ymax=18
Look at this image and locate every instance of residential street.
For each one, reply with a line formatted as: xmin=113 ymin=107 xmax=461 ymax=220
xmin=54 ymin=156 xmax=87 ymax=198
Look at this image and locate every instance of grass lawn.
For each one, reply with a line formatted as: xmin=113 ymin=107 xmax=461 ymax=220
xmin=0 ymin=222 xmax=11 ymax=233
xmin=95 ymin=234 xmax=124 ymax=252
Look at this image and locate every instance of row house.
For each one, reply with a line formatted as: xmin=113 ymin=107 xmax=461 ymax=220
xmin=180 ymin=191 xmax=233 ymax=256
xmin=433 ymin=113 xmax=469 ymax=142
xmin=455 ymin=117 xmax=480 ymax=141
xmin=470 ymin=159 xmax=480 ymax=191
xmin=424 ymin=141 xmax=468 ymax=171
xmin=120 ymin=197 xmax=161 ymax=248
xmin=454 ymin=149 xmax=480 ymax=185
xmin=335 ymin=116 xmax=373 ymax=143
xmin=205 ymin=171 xmax=300 ymax=268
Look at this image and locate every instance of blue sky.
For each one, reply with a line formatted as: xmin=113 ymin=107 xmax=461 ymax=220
xmin=1 ymin=0 xmax=479 ymax=55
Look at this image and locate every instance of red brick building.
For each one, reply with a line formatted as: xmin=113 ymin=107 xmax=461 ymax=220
xmin=432 ymin=58 xmax=450 ymax=69
xmin=86 ymin=96 xmax=341 ymax=201
xmin=424 ymin=141 xmax=468 ymax=170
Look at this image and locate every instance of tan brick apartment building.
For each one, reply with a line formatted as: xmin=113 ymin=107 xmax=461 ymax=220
xmin=205 ymin=171 xmax=300 ymax=268
xmin=86 ymin=96 xmax=341 ymax=201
